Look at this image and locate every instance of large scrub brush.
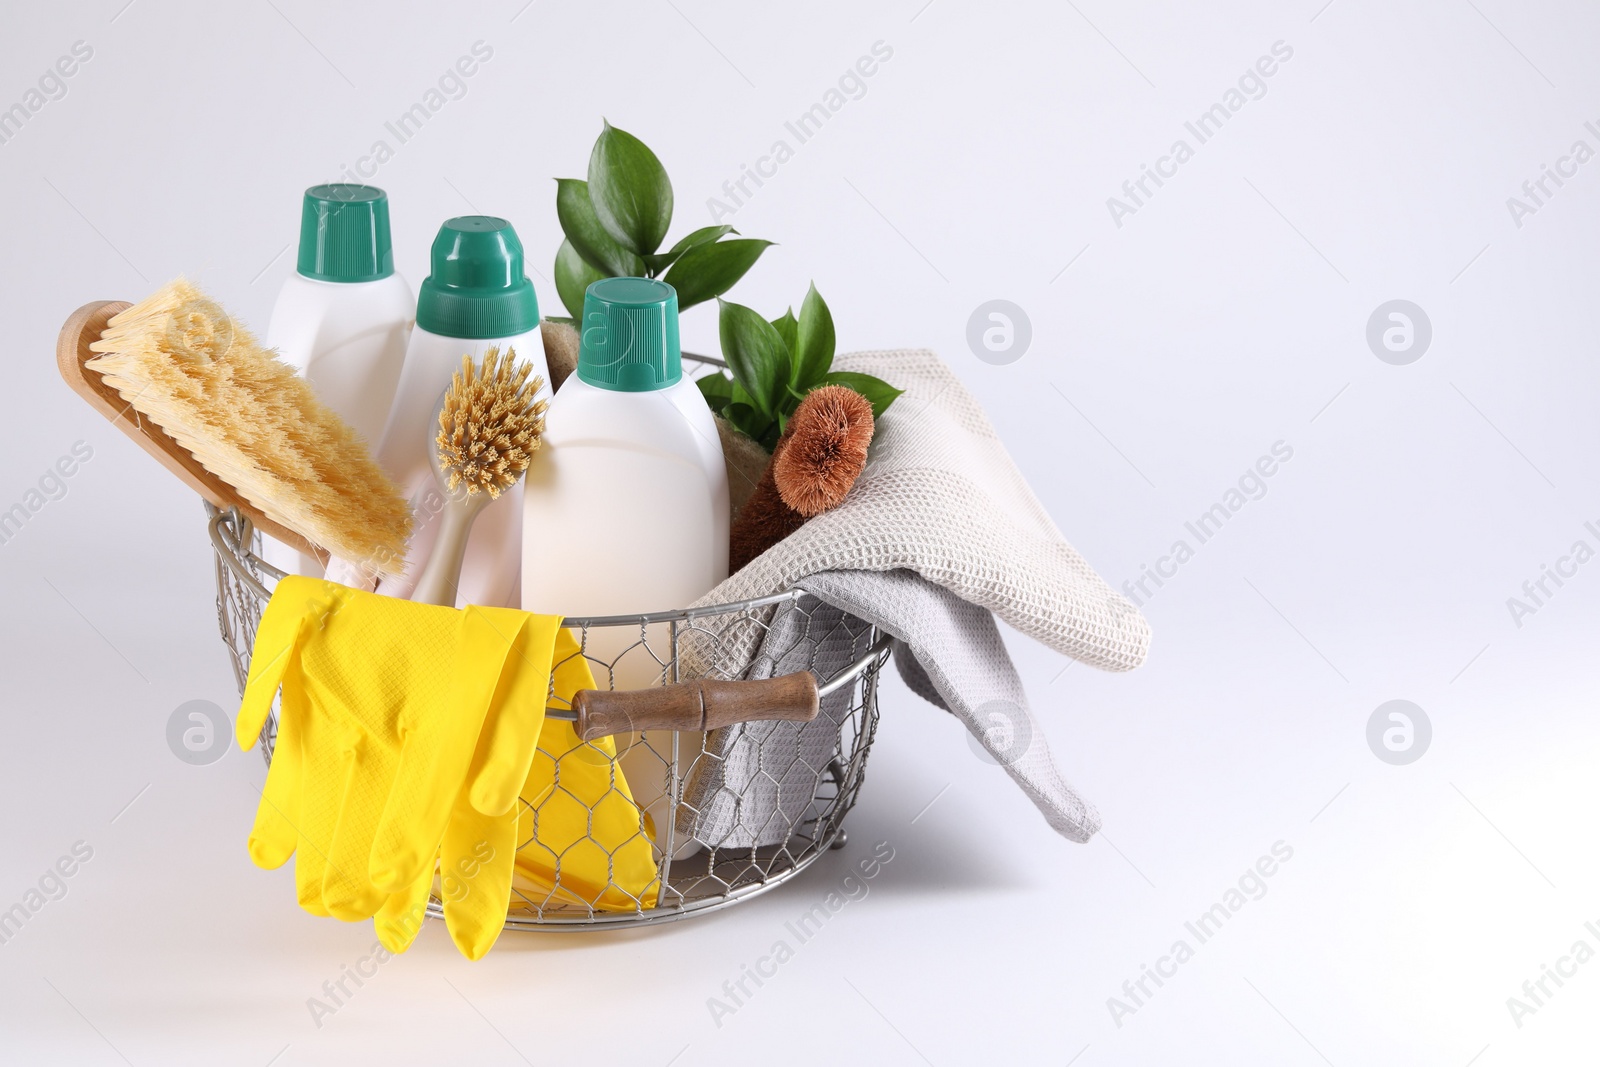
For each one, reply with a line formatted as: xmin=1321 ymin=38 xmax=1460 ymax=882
xmin=60 ymin=281 xmax=411 ymax=573
xmin=411 ymin=347 xmax=547 ymax=607
xmin=729 ymin=384 xmax=874 ymax=572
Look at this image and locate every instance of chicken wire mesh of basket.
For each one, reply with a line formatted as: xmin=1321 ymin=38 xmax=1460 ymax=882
xmin=206 ymin=504 xmax=887 ymax=929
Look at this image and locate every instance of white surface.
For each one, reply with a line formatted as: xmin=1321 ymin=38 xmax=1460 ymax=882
xmin=1 ymin=1 xmax=1596 ymax=1064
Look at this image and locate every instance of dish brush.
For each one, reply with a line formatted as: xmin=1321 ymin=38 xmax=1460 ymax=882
xmin=411 ymin=347 xmax=547 ymax=607
xmin=60 ymin=281 xmax=411 ymax=573
xmin=729 ymin=384 xmax=874 ymax=572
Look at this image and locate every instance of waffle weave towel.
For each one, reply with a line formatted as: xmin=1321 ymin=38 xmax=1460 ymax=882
xmin=679 ymin=349 xmax=1149 ymax=845
xmin=692 ymin=348 xmax=1151 ymax=671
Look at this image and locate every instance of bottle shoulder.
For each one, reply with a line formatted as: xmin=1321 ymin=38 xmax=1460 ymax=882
xmin=274 ymin=271 xmax=413 ymax=309
xmin=545 ymin=376 xmax=716 ymax=445
xmin=404 ymin=325 xmax=544 ymax=359
xmin=268 ymin=273 xmax=414 ymax=357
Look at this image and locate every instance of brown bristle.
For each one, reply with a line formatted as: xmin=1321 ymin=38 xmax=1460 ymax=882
xmin=436 ymin=345 xmax=547 ymax=499
xmin=773 ymin=385 xmax=874 ymax=517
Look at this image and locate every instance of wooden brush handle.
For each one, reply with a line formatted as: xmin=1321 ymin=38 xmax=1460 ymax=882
xmin=56 ymin=300 xmax=328 ymax=564
xmin=570 ymin=672 xmax=820 ymax=741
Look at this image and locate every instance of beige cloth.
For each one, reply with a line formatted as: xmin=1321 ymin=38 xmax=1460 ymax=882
xmin=690 ymin=349 xmax=1151 ymax=672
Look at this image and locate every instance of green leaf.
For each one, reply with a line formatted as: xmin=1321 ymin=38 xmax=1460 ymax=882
xmin=821 ymin=371 xmax=904 ymax=419
xmin=770 ymin=308 xmax=798 ymax=358
xmin=556 ymin=178 xmax=644 ymax=277
xmin=663 ymin=239 xmax=775 ymax=310
xmin=718 ymin=298 xmax=790 ymax=417
xmin=724 ymin=401 xmax=773 ymax=444
xmin=792 ymin=282 xmax=836 ymax=390
xmin=644 ymin=224 xmax=737 ymax=276
xmin=587 ymin=121 xmax=673 ymax=255
xmin=695 ymin=371 xmax=734 ymax=415
xmin=554 ymin=238 xmax=607 ymax=320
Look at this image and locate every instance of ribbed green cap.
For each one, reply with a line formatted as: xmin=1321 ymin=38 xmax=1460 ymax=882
xmin=415 ymin=216 xmax=539 ymax=339
xmin=577 ymin=277 xmax=681 ymax=391
xmin=296 ymin=184 xmax=394 ymax=282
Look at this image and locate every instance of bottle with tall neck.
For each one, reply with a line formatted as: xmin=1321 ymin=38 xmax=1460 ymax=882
xmin=367 ymin=216 xmax=548 ymax=606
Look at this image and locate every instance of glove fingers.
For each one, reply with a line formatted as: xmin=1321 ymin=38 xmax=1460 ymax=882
xmin=374 ymin=864 xmax=434 ymax=955
xmin=246 ymin=698 xmax=302 ymax=871
xmin=292 ymin=714 xmax=348 ymax=918
xmin=368 ymin=738 xmax=462 ymax=893
xmin=466 ymin=610 xmax=561 ymax=817
xmin=369 ymin=609 xmax=512 ymax=892
xmin=236 ymin=576 xmax=325 ymax=749
xmin=321 ymin=741 xmax=391 ymax=922
xmin=441 ymin=796 xmax=519 ymax=961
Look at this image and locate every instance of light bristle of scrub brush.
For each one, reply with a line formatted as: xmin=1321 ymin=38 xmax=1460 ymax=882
xmin=435 ymin=346 xmax=547 ymax=500
xmin=85 ymin=278 xmax=412 ymax=576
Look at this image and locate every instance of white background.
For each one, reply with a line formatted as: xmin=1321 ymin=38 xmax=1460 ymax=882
xmin=2 ymin=0 xmax=1598 ymax=1063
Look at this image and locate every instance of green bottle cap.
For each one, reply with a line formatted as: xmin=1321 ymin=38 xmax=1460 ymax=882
xmin=296 ymin=184 xmax=394 ymax=283
xmin=415 ymin=216 xmax=540 ymax=340
xmin=577 ymin=277 xmax=682 ymax=391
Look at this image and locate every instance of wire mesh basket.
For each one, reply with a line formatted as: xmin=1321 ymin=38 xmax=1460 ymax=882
xmin=207 ymin=505 xmax=887 ymax=930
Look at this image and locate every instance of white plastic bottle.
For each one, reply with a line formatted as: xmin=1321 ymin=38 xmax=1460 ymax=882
xmin=262 ymin=184 xmax=412 ymax=577
xmin=365 ymin=216 xmax=548 ymax=608
xmin=522 ymin=278 xmax=729 ymax=824
xmin=523 ymin=276 xmax=729 ymax=637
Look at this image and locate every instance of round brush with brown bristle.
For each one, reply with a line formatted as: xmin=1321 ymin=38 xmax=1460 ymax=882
xmin=729 ymin=384 xmax=874 ymax=573
xmin=412 ymin=346 xmax=547 ymax=607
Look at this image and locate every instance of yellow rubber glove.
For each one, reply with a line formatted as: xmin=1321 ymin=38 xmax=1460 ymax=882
xmin=379 ymin=617 xmax=563 ymax=960
xmin=434 ymin=792 xmax=522 ymax=958
xmin=237 ymin=577 xmax=559 ymax=929
xmin=420 ymin=627 xmax=661 ymax=953
xmin=511 ymin=637 xmax=661 ymax=914
xmin=372 ymin=788 xmax=517 ymax=958
xmin=365 ymin=604 xmax=557 ymax=892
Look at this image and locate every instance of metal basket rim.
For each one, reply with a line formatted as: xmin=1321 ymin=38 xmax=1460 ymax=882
xmin=207 ymin=500 xmax=889 ymax=931
xmin=208 ymin=506 xmax=808 ymax=626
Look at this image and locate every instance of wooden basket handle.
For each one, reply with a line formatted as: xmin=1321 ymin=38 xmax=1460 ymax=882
xmin=565 ymin=672 xmax=820 ymax=740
